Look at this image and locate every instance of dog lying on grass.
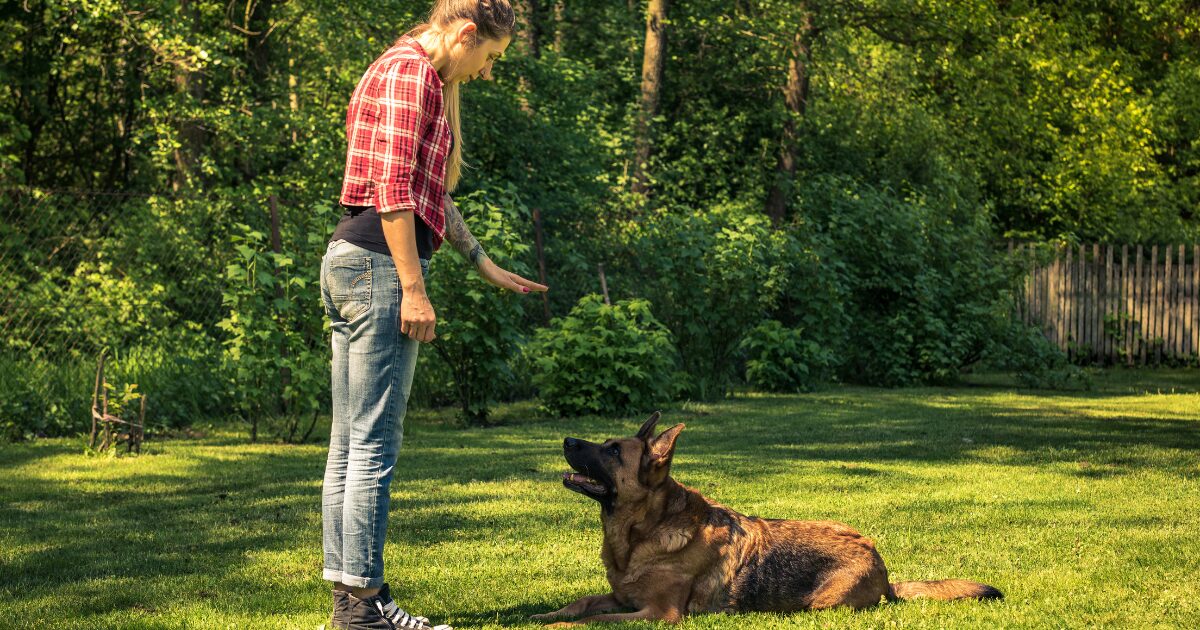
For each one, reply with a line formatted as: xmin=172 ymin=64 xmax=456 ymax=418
xmin=533 ymin=412 xmax=1002 ymax=627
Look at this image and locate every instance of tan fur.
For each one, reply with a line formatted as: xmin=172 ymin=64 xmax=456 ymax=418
xmin=535 ymin=414 xmax=1002 ymax=626
xmin=890 ymin=579 xmax=1003 ymax=601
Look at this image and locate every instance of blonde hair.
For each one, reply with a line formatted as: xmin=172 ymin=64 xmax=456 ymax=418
xmin=405 ymin=0 xmax=515 ymax=192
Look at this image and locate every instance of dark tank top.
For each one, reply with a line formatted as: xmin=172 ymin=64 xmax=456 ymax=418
xmin=330 ymin=206 xmax=434 ymax=259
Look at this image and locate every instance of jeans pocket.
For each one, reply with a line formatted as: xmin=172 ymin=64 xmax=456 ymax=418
xmin=324 ymin=255 xmax=373 ymax=321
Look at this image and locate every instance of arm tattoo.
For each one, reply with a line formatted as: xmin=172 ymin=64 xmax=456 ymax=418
xmin=443 ymin=193 xmax=490 ymax=267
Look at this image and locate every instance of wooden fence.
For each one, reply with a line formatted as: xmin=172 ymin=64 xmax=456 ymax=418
xmin=1011 ymin=242 xmax=1199 ymax=365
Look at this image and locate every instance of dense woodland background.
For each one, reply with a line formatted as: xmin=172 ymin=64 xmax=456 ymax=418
xmin=2 ymin=0 xmax=1198 ymax=439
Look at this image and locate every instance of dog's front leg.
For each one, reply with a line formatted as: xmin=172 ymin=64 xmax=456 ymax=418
xmin=530 ymin=593 xmax=621 ymax=621
xmin=544 ymin=606 xmax=682 ymax=628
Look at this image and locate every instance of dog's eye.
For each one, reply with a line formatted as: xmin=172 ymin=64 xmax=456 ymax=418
xmin=608 ymin=444 xmax=620 ymax=456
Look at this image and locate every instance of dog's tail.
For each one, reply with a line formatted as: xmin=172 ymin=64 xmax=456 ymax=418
xmin=887 ymin=579 xmax=1003 ymax=602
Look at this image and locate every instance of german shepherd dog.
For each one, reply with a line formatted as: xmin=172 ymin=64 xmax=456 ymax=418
xmin=532 ymin=412 xmax=1002 ymax=627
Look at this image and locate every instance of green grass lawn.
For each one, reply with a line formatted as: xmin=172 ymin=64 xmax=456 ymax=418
xmin=2 ymin=369 xmax=1198 ymax=629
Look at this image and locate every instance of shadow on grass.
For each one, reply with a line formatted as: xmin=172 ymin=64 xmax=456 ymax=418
xmin=0 ymin=385 xmax=1196 ymax=622
xmin=958 ymin=367 xmax=1200 ymax=396
xmin=512 ymin=393 xmax=1199 ymax=479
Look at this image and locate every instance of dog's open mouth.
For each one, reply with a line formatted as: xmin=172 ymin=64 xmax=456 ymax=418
xmin=562 ymin=472 xmax=608 ymax=497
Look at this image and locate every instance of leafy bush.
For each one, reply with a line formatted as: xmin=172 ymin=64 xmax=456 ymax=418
xmin=528 ymin=295 xmax=675 ymax=417
xmin=982 ymin=319 xmax=1090 ymax=390
xmin=797 ymin=175 xmax=1014 ymax=386
xmin=422 ymin=187 xmax=539 ymax=425
xmin=740 ymin=320 xmax=835 ymax=392
xmin=218 ymin=216 xmax=328 ymax=441
xmin=108 ymin=329 xmax=231 ymax=431
xmin=614 ymin=203 xmax=805 ymax=399
xmin=0 ymin=355 xmax=90 ymax=440
xmin=0 ymin=330 xmax=232 ymax=441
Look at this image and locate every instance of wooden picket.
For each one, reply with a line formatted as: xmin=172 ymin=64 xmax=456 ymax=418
xmin=1012 ymin=242 xmax=1200 ymax=365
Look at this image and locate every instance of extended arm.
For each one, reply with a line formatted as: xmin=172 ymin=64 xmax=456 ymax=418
xmin=442 ymin=193 xmax=549 ymax=294
xmin=442 ymin=193 xmax=490 ymax=268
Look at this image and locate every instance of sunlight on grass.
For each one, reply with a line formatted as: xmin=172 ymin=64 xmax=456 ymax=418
xmin=1 ymin=370 xmax=1197 ymax=628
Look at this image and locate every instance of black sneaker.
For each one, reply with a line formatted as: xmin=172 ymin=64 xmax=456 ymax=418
xmin=346 ymin=583 xmax=453 ymax=630
xmin=329 ymin=589 xmax=351 ymax=629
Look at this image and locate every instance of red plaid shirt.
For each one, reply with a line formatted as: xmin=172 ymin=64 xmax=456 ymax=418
xmin=339 ymin=36 xmax=450 ymax=249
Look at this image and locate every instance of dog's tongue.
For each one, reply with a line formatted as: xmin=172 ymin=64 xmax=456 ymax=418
xmin=563 ymin=472 xmax=597 ymax=484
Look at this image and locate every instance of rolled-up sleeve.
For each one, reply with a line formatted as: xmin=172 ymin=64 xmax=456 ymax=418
xmin=374 ymin=59 xmax=437 ymax=214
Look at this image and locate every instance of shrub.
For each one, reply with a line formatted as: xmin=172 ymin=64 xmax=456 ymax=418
xmin=740 ymin=320 xmax=835 ymax=392
xmin=218 ymin=217 xmax=327 ymax=441
xmin=106 ymin=328 xmax=230 ymax=431
xmin=796 ymin=175 xmax=1015 ymax=386
xmin=983 ymin=319 xmax=1089 ymax=389
xmin=528 ymin=295 xmax=675 ymax=417
xmin=0 ymin=355 xmax=83 ymax=440
xmin=422 ymin=187 xmax=539 ymax=425
xmin=614 ymin=203 xmax=804 ymax=399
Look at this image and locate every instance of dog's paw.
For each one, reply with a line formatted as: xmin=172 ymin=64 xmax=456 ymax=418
xmin=529 ymin=612 xmax=559 ymax=621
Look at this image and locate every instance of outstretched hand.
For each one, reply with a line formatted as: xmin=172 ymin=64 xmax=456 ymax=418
xmin=477 ymin=257 xmax=548 ymax=294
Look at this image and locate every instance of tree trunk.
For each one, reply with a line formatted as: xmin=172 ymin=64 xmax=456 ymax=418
xmin=553 ymin=1 xmax=565 ymax=53
xmin=239 ymin=0 xmax=273 ymax=182
xmin=764 ymin=11 xmax=814 ymax=226
xmin=631 ymin=0 xmax=669 ymax=196
xmin=172 ymin=0 xmax=206 ymax=191
xmin=514 ymin=0 xmax=541 ymax=114
xmin=516 ymin=0 xmax=542 ymax=58
xmin=246 ymin=0 xmax=273 ymax=84
xmin=289 ymin=50 xmax=299 ymax=145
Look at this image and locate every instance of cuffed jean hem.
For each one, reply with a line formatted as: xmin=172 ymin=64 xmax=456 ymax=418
xmin=323 ymin=568 xmax=384 ymax=589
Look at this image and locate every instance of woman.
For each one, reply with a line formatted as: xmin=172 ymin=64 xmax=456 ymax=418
xmin=319 ymin=1 xmax=546 ymax=628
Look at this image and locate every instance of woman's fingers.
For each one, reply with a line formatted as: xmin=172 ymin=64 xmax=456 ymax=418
xmin=509 ymin=272 xmax=549 ymax=292
xmin=491 ymin=267 xmax=548 ymax=293
xmin=499 ymin=271 xmax=526 ymax=292
xmin=402 ymin=319 xmax=436 ymax=343
xmin=400 ymin=301 xmax=436 ymax=342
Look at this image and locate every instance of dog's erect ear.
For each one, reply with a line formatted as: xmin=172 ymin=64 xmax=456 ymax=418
xmin=636 ymin=411 xmax=662 ymax=442
xmin=648 ymin=423 xmax=685 ymax=465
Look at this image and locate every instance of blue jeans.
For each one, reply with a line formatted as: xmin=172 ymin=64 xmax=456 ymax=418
xmin=319 ymin=239 xmax=429 ymax=588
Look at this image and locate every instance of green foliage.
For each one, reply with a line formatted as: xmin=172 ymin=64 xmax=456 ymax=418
xmin=740 ymin=320 xmax=835 ymax=393
xmin=0 ymin=355 xmax=88 ymax=441
xmin=910 ymin=0 xmax=1200 ymax=242
xmin=614 ymin=203 xmax=805 ymax=399
xmin=3 ymin=0 xmax=1199 ymax=439
xmin=528 ymin=295 xmax=675 ymax=417
xmin=423 ymin=187 xmax=538 ymax=425
xmin=983 ymin=319 xmax=1090 ymax=390
xmin=101 ymin=381 xmax=142 ymax=422
xmin=797 ymin=175 xmax=1012 ymax=386
xmin=217 ymin=211 xmax=329 ymax=440
xmin=107 ymin=330 xmax=230 ymax=430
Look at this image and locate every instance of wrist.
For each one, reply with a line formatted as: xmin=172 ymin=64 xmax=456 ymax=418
xmin=469 ymin=243 xmax=490 ymax=268
xmin=401 ymin=277 xmax=426 ymax=295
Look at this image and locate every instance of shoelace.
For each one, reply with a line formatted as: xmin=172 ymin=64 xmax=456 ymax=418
xmin=375 ymin=599 xmax=430 ymax=629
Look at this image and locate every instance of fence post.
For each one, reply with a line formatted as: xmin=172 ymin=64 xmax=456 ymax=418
xmin=532 ymin=208 xmax=550 ymax=325
xmin=1121 ymin=245 xmax=1131 ymax=365
xmin=1177 ymin=245 xmax=1186 ymax=358
xmin=1193 ymin=245 xmax=1199 ymax=357
xmin=269 ymin=194 xmax=290 ymax=416
xmin=1070 ymin=244 xmax=1078 ymax=359
xmin=1056 ymin=246 xmax=1065 ymax=350
xmin=1104 ymin=244 xmax=1113 ymax=364
xmin=598 ymin=263 xmax=611 ymax=305
xmin=1192 ymin=245 xmax=1199 ymax=357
